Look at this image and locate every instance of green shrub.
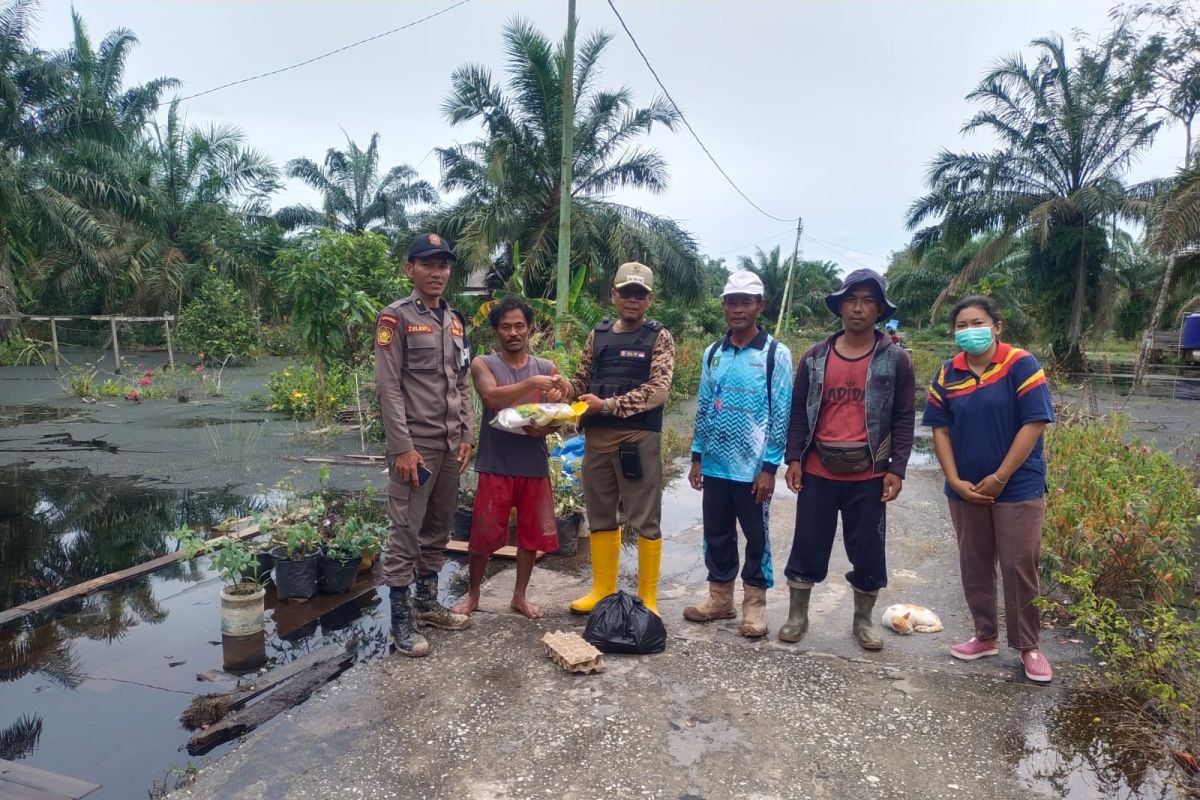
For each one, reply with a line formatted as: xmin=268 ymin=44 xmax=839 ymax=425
xmin=669 ymin=336 xmax=707 ymax=404
xmin=0 ymin=335 xmax=48 ymax=366
xmin=176 ymin=276 xmax=258 ymax=362
xmin=1038 ymin=418 xmax=1200 ymax=755
xmin=1042 ymin=417 xmax=1196 ymax=606
xmin=265 ymin=363 xmax=357 ymax=419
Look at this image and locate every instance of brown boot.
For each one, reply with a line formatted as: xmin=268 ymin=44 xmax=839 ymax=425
xmin=683 ymin=580 xmax=737 ymax=623
xmin=739 ymin=584 xmax=768 ymax=638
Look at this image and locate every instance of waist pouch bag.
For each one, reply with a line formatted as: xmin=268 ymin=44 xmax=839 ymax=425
xmin=583 ymin=590 xmax=667 ymax=654
xmin=618 ymin=441 xmax=643 ymax=480
xmin=815 ymin=441 xmax=873 ymax=474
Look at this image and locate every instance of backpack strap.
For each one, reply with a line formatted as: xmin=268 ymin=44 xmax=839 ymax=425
xmin=766 ymin=338 xmax=779 ymax=417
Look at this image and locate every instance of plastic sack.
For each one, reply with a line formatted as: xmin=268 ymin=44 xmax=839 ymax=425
xmin=550 ymin=434 xmax=585 ymax=475
xmin=490 ymin=401 xmax=587 ymax=435
xmin=582 ymin=590 xmax=667 ymax=655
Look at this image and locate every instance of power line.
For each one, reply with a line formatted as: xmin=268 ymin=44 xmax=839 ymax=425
xmin=804 ymin=234 xmax=888 ymax=261
xmin=604 ymin=0 xmax=798 ymax=224
xmin=177 ymin=0 xmax=474 ymax=102
xmin=804 ymin=235 xmax=876 ymax=270
xmin=712 ymin=226 xmax=796 ymax=259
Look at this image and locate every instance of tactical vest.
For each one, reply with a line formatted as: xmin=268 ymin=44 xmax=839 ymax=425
xmin=582 ymin=318 xmax=663 ymax=432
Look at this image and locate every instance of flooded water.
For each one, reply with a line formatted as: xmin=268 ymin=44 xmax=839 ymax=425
xmin=0 ymin=465 xmax=246 ymax=612
xmin=0 ymin=475 xmax=397 ymax=798
xmin=1015 ymin=693 xmax=1178 ymax=798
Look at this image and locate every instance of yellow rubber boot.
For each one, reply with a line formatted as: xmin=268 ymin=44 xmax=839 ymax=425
xmin=570 ymin=529 xmax=621 ymax=614
xmin=636 ymin=536 xmax=662 ymax=615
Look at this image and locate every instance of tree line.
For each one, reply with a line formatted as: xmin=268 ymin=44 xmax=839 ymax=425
xmin=1 ymin=0 xmax=1197 ymax=371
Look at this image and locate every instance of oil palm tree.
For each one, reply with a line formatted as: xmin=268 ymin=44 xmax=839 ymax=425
xmin=737 ymin=246 xmax=839 ymax=325
xmin=907 ymin=34 xmax=1159 ymax=370
xmin=276 ymin=132 xmax=437 ymax=242
xmin=41 ymin=8 xmax=177 ymax=148
xmin=0 ymin=0 xmax=132 ymax=333
xmin=38 ymin=101 xmax=279 ymax=314
xmin=430 ymin=19 xmax=702 ymax=302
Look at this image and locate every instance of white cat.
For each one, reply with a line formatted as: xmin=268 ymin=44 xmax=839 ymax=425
xmin=881 ymin=604 xmax=944 ymax=635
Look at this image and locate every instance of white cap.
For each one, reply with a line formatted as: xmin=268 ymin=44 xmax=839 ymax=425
xmin=721 ymin=270 xmax=765 ymax=298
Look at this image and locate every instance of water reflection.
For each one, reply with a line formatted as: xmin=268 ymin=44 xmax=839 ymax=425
xmin=0 ymin=464 xmax=244 ymax=612
xmin=0 ymin=713 xmax=43 ymax=760
xmin=1016 ymin=691 xmax=1175 ymax=797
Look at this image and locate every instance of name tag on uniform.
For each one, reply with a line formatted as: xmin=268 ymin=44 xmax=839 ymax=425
xmin=619 ymin=350 xmax=647 ymax=359
xmin=406 ymin=324 xmax=433 ymax=334
xmin=451 ymin=319 xmax=464 ymax=337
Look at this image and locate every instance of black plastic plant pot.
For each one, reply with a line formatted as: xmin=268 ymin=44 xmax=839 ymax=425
xmin=271 ymin=546 xmax=321 ymax=600
xmin=255 ymin=550 xmax=275 ymax=578
xmin=319 ymin=554 xmax=360 ymax=594
xmin=554 ymin=512 xmax=583 ymax=556
xmin=451 ymin=507 xmax=472 ymax=541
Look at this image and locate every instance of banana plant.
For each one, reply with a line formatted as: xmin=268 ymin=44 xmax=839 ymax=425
xmin=473 ymin=241 xmax=592 ymax=334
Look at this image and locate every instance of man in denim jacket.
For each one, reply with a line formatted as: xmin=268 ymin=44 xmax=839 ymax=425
xmin=779 ymin=268 xmax=915 ymax=650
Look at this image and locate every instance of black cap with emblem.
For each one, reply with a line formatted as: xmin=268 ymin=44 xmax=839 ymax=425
xmin=407 ymin=232 xmax=456 ymax=262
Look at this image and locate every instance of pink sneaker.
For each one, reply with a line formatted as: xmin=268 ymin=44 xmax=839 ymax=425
xmin=1022 ymin=649 xmax=1052 ymax=683
xmin=950 ymin=637 xmax=1000 ymax=661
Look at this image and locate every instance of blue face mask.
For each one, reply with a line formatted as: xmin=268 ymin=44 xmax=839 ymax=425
xmin=955 ymin=327 xmax=994 ymax=355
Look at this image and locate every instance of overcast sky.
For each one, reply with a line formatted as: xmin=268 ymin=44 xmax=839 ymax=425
xmin=38 ymin=0 xmax=1191 ymax=275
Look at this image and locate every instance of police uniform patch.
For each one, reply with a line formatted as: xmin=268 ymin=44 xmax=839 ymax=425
xmin=406 ymin=323 xmax=434 ymax=334
xmin=451 ymin=319 xmax=464 ymax=337
xmin=619 ymin=350 xmax=647 ymax=359
xmin=376 ymin=325 xmax=394 ymax=347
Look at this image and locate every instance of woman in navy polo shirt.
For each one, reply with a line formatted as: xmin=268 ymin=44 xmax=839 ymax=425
xmin=922 ymin=295 xmax=1056 ymax=683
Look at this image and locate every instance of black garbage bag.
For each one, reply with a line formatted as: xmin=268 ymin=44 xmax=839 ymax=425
xmin=582 ymin=590 xmax=667 ymax=655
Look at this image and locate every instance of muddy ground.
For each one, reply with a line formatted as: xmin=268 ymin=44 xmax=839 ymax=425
xmin=176 ymin=469 xmax=1133 ymax=800
xmin=2 ymin=353 xmax=1190 ymax=799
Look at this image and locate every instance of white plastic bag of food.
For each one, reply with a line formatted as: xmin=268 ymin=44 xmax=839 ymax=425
xmin=490 ymin=401 xmax=588 ymax=435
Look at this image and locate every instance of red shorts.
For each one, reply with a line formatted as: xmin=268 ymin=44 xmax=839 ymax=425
xmin=469 ymin=473 xmax=558 ymax=555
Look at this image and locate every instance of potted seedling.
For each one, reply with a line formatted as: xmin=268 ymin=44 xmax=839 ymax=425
xmin=549 ymin=456 xmax=585 ymax=556
xmin=453 ymin=473 xmax=477 ymax=541
xmin=271 ymin=521 xmax=323 ymax=600
xmin=321 ymin=516 xmax=384 ymax=593
xmin=177 ymin=528 xmax=266 ymax=636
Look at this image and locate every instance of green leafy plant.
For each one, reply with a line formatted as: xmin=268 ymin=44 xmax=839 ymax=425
xmin=265 ymin=364 xmax=357 ymax=419
xmin=275 ymin=230 xmax=381 ymax=422
xmin=281 ymin=521 xmax=321 ymax=558
xmin=1042 ymin=416 xmax=1195 ymax=606
xmin=0 ymin=336 xmax=47 ymax=366
xmin=176 ymin=275 xmax=259 ymax=363
xmin=326 ymin=516 xmax=385 ymax=561
xmin=176 ymin=527 xmax=261 ymax=590
xmin=60 ymin=366 xmax=99 ymax=398
xmin=547 ymin=434 xmax=584 ymax=519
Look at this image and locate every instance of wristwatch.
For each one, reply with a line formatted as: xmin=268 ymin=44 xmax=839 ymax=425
xmin=601 ymin=398 xmax=613 ymax=415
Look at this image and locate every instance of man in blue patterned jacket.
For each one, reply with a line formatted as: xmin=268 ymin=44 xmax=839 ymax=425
xmin=685 ymin=270 xmax=793 ymax=638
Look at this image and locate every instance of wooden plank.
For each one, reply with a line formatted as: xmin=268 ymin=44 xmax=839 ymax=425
xmin=202 ymin=643 xmax=345 ymax=713
xmin=444 ymin=539 xmax=544 ymax=560
xmin=186 ymin=649 xmax=354 ymax=756
xmin=0 ymin=781 xmax=69 ymax=800
xmin=0 ymin=522 xmax=265 ymax=626
xmin=0 ymin=760 xmax=99 ymax=799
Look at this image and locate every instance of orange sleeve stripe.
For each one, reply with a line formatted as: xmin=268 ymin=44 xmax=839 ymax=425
xmin=1016 ymin=369 xmax=1047 ymax=397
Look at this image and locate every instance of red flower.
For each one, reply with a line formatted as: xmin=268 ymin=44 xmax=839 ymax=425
xmin=125 ymin=389 xmax=139 ymax=401
xmin=143 ymin=369 xmax=154 ymax=376
xmin=137 ymin=377 xmax=152 ymax=386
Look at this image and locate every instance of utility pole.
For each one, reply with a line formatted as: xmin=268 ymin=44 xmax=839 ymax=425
xmin=554 ymin=0 xmax=577 ymax=349
xmin=775 ymin=217 xmax=803 ymax=337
